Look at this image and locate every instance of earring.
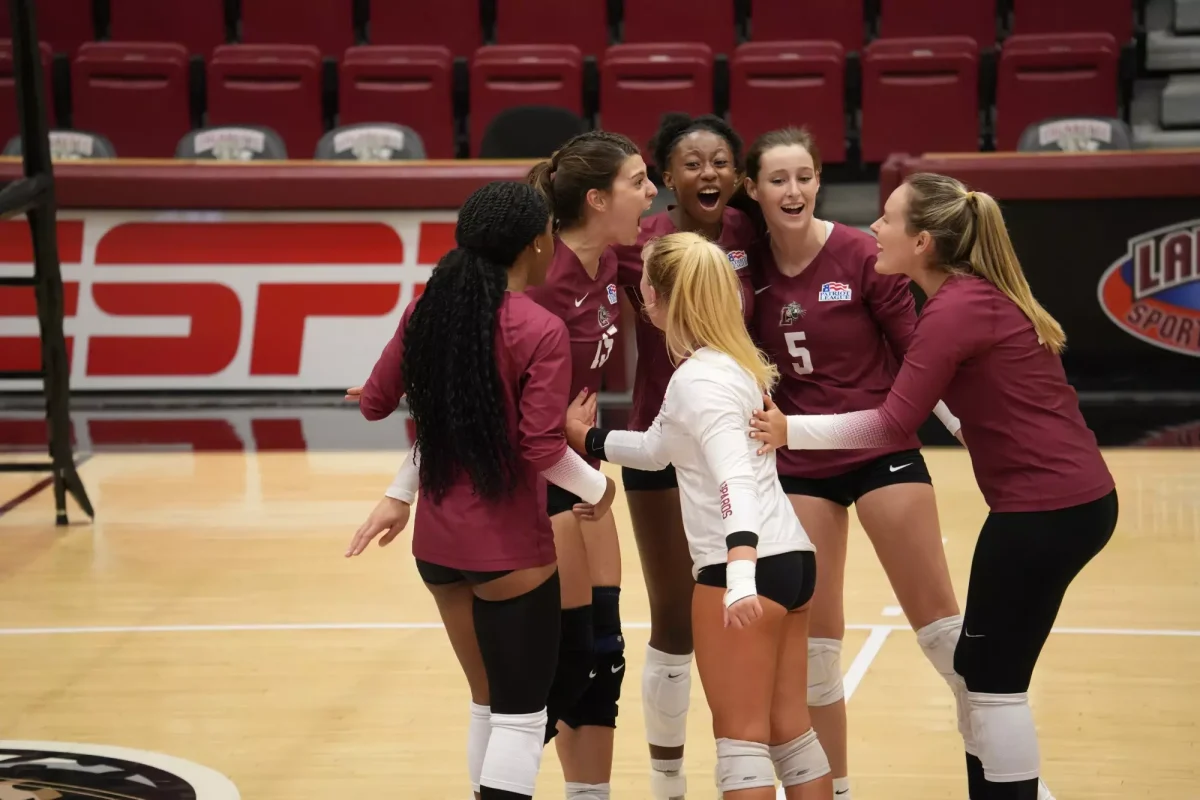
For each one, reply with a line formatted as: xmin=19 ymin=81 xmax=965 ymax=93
xmin=535 ymin=246 xmax=542 ymax=253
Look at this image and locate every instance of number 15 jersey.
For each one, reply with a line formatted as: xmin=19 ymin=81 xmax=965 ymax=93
xmin=526 ymin=237 xmax=621 ymax=466
xmin=749 ymin=221 xmax=923 ymax=479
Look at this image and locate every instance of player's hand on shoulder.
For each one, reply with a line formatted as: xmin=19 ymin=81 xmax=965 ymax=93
xmin=749 ymin=393 xmax=787 ymax=455
xmin=572 ymin=474 xmax=616 ymax=522
xmin=724 ymin=595 xmax=763 ymax=629
xmin=345 ymin=496 xmax=411 ymax=557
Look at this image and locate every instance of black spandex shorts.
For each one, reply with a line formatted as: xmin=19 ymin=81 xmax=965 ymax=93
xmin=546 ymin=483 xmax=582 ymax=518
xmin=621 ymin=463 xmax=678 ymax=492
xmin=779 ymin=448 xmax=932 ymax=507
xmin=697 ymin=550 xmax=817 ymax=611
xmin=416 ymin=558 xmax=512 ymax=586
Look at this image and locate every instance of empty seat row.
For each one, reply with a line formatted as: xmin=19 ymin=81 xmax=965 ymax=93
xmin=0 ymin=0 xmax=1138 ymax=59
xmin=0 ymin=36 xmax=1122 ymax=164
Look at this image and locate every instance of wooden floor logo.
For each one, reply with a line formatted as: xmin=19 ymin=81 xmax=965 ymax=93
xmin=0 ymin=742 xmax=239 ymax=799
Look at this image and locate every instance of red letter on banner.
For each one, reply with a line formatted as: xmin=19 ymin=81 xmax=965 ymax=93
xmin=0 ymin=219 xmax=84 ymax=374
xmin=88 ymin=284 xmax=242 ymax=375
xmin=250 ymin=284 xmax=401 ymax=375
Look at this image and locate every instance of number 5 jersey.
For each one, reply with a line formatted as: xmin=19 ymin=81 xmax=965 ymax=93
xmin=748 ymin=220 xmax=924 ymax=479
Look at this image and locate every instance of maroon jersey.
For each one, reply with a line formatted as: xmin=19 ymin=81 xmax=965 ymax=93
xmin=526 ymin=237 xmax=622 ymax=465
xmin=615 ymin=206 xmax=759 ymax=431
xmin=750 ymin=222 xmax=921 ymax=478
xmin=786 ymin=275 xmax=1114 ymax=513
xmin=359 ymin=292 xmax=572 ymax=571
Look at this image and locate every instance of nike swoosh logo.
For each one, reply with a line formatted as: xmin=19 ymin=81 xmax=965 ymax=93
xmin=667 ymin=672 xmax=684 ymax=679
xmin=611 ymin=663 xmax=624 ymax=673
xmin=889 ymin=463 xmax=912 ymax=472
xmin=835 ymin=790 xmax=849 ymax=796
xmin=575 ymin=294 xmax=589 ymax=307
xmin=754 ymin=285 xmax=771 ymax=294
xmin=589 ymin=669 xmax=597 ymax=678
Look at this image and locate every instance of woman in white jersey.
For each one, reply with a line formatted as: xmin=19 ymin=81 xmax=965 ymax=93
xmin=565 ymin=232 xmax=832 ymax=800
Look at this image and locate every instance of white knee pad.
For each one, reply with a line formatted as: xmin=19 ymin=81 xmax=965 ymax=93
xmin=968 ymin=692 xmax=1040 ymax=783
xmin=466 ymin=702 xmax=490 ymax=792
xmin=479 ymin=708 xmax=548 ymax=796
xmin=565 ymin=782 xmax=611 ymax=799
xmin=769 ymin=728 xmax=831 ymax=787
xmin=916 ymin=615 xmax=976 ymax=754
xmin=715 ymin=738 xmax=776 ymax=793
xmin=807 ymin=638 xmax=845 ymax=707
xmin=642 ymin=645 xmax=692 ymax=749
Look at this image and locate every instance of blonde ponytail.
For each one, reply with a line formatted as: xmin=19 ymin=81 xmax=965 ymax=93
xmin=644 ymin=232 xmax=779 ymax=392
xmin=904 ymin=173 xmax=1066 ymax=354
xmin=968 ymin=193 xmax=1066 ymax=353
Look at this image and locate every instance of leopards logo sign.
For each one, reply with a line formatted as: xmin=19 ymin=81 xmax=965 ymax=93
xmin=1097 ymin=219 xmax=1200 ymax=357
xmin=0 ymin=741 xmax=239 ymax=798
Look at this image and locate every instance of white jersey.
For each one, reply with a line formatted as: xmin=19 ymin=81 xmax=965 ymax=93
xmin=603 ymin=347 xmax=814 ymax=576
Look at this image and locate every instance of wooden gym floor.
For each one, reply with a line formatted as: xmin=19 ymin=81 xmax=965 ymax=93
xmin=0 ymin=445 xmax=1197 ymax=799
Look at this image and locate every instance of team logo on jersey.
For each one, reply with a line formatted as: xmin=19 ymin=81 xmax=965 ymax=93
xmin=0 ymin=740 xmax=240 ymax=798
xmin=818 ymin=281 xmax=852 ymax=302
xmin=727 ymin=250 xmax=749 ymax=270
xmin=779 ymin=301 xmax=805 ymax=326
xmin=597 ymin=305 xmax=612 ymax=329
xmin=606 ymin=283 xmax=618 ymax=304
xmin=1097 ymin=218 xmax=1200 ymax=357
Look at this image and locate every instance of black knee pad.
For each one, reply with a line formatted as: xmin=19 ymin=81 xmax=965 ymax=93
xmin=560 ymin=586 xmax=626 ymax=730
xmin=473 ymin=571 xmax=562 ymax=716
xmin=544 ymin=603 xmax=595 ymax=743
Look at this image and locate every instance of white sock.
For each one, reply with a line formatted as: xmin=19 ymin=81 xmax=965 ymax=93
xmin=565 ymin=782 xmax=610 ymax=799
xmin=833 ymin=776 xmax=852 ymax=797
xmin=466 ymin=702 xmax=489 ymax=793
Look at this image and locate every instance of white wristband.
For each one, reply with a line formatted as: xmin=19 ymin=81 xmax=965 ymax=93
xmin=724 ymin=558 xmax=757 ymax=608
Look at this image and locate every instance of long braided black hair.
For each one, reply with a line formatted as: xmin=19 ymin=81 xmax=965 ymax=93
xmin=402 ymin=181 xmax=551 ymax=503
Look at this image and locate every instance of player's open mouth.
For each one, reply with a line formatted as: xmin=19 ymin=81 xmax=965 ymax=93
xmin=782 ymin=203 xmax=805 ymax=216
xmin=697 ymin=188 xmax=721 ymax=209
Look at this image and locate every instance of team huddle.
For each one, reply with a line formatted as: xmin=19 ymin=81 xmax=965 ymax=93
xmin=343 ymin=115 xmax=1119 ymax=800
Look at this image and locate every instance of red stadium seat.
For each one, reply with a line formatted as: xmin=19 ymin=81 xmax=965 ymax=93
xmin=729 ymin=41 xmax=846 ymax=164
xmin=996 ymin=33 xmax=1120 ymax=150
xmin=240 ymin=0 xmax=354 ymax=59
xmin=340 ymin=46 xmax=455 ymax=159
xmin=208 ymin=44 xmax=324 ymax=158
xmin=0 ymin=41 xmax=55 ymax=148
xmin=1012 ymin=0 xmax=1133 ymax=44
xmin=601 ymin=43 xmax=714 ymax=160
xmin=109 ymin=0 xmax=226 ymax=56
xmin=0 ymin=0 xmax=94 ymax=55
xmin=469 ymin=45 xmax=583 ymax=156
xmin=748 ymin=0 xmax=864 ymax=54
xmin=861 ymin=36 xmax=980 ymax=162
xmin=71 ymin=42 xmax=190 ymax=158
xmin=622 ymin=0 xmax=737 ymax=55
xmin=879 ymin=0 xmax=997 ymax=49
xmin=494 ymin=0 xmax=608 ymax=58
xmin=369 ymin=0 xmax=482 ymax=59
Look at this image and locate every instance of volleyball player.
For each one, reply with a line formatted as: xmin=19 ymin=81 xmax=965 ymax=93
xmin=346 ymin=182 xmax=616 ymax=800
xmin=564 ymin=231 xmax=831 ymax=799
xmin=609 ymin=112 xmax=759 ymax=800
xmin=750 ymin=172 xmax=1117 ymax=800
xmin=526 ymin=131 xmax=658 ymax=800
xmin=740 ymin=128 xmax=970 ymax=799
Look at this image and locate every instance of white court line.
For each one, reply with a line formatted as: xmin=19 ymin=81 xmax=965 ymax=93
xmin=0 ymin=621 xmax=1197 ymax=637
xmin=843 ymin=626 xmax=892 ymax=701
